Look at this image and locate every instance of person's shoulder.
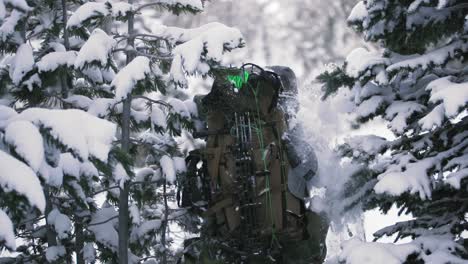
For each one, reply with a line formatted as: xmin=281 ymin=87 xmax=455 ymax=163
xmin=267 ymin=66 xmax=298 ymax=95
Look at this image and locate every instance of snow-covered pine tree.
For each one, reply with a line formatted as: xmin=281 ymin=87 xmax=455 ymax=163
xmin=63 ymin=0 xmax=244 ymax=263
xmin=0 ymin=1 xmax=118 ymax=263
xmin=319 ymin=0 xmax=468 ymax=263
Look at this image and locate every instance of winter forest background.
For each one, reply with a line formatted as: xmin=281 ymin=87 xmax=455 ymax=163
xmin=0 ymin=0 xmax=467 ymax=263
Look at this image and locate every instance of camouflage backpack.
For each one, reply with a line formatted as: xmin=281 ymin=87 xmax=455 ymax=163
xmin=180 ymin=64 xmax=319 ymax=257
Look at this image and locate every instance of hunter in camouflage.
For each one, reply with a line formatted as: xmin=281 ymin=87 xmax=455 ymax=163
xmin=179 ymin=64 xmax=328 ymax=263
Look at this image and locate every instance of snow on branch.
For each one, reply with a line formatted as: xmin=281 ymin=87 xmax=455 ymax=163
xmin=341 ymin=235 xmax=468 ymax=264
xmin=4 ymin=120 xmax=44 ymax=172
xmin=136 ymin=0 xmax=203 ymax=14
xmin=112 ymin=56 xmax=157 ymax=101
xmin=0 ymin=209 xmax=16 ymax=250
xmin=88 ymin=206 xmax=119 ymax=252
xmin=386 ymin=40 xmax=468 ymax=74
xmin=47 ymin=209 xmax=72 ymax=240
xmin=37 ymin=51 xmax=77 ymax=73
xmin=2 ymin=0 xmax=31 ymax=12
xmin=374 ymin=154 xmax=434 ymax=200
xmin=0 ymin=10 xmax=23 ymax=41
xmin=340 ymin=238 xmax=419 ymax=264
xmin=374 ymin=133 xmax=468 ymax=199
xmin=74 ymin=29 xmax=116 ymax=70
xmin=9 ymin=43 xmax=34 ymax=85
xmin=426 ymin=76 xmax=468 ymax=118
xmin=152 ymin=22 xmax=244 ymax=87
xmin=67 ymin=1 xmax=132 ymax=29
xmin=345 ymin=47 xmax=389 ymax=79
xmin=0 ymin=150 xmax=45 ymax=212
xmin=347 ymin=1 xmax=368 ymax=24
xmin=384 ymin=101 xmax=426 ymax=133
xmin=68 ymin=2 xmax=108 ymax=28
xmin=2 ymin=108 xmax=116 ymax=162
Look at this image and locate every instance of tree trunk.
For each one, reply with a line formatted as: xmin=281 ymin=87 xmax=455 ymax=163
xmin=75 ymin=219 xmax=85 ymax=264
xmin=44 ymin=186 xmax=57 ymax=248
xmin=118 ymin=1 xmax=135 ymax=263
xmin=60 ymin=0 xmax=69 ymax=100
xmin=161 ymin=180 xmax=169 ymax=264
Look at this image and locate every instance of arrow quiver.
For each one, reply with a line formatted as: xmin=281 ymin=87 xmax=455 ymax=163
xmin=198 ymin=64 xmax=306 ymax=259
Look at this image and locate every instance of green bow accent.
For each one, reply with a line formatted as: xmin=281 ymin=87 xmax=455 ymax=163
xmin=227 ymin=71 xmax=250 ymax=90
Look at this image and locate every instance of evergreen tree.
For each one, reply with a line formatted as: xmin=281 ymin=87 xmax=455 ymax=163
xmin=319 ymin=0 xmax=467 ymax=263
xmin=0 ymin=1 xmax=116 ymax=263
xmin=158 ymin=0 xmax=362 ymax=80
xmin=63 ymin=0 xmax=244 ymax=263
xmin=0 ymin=0 xmax=243 ymax=263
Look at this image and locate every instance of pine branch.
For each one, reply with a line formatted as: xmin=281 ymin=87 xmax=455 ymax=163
xmin=132 ymin=95 xmax=171 ymax=108
xmin=87 ymin=215 xmax=119 ymax=227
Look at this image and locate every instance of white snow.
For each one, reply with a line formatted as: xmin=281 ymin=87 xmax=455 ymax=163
xmin=80 ymin=161 xmax=99 ymax=178
xmin=37 ymin=51 xmax=77 ymax=72
xmin=83 ymin=243 xmax=96 ymax=263
xmin=135 ymin=167 xmax=155 ymax=182
xmin=151 ymin=106 xmax=167 ymax=129
xmin=9 ymin=43 xmax=34 ymax=86
xmin=168 ymin=98 xmax=190 ymax=118
xmin=110 ymin=2 xmax=132 ymax=17
xmin=129 ymin=204 xmax=140 ymax=225
xmin=173 ymin=156 xmax=186 ymax=173
xmin=67 ymin=2 xmax=109 ymax=28
xmin=340 ymin=235 xmax=468 ymax=264
xmin=437 ymin=0 xmax=449 ymax=9
xmin=59 ymin=153 xmax=81 ymax=178
xmin=408 ymin=0 xmax=430 ymax=13
xmin=45 ymin=246 xmax=66 ymax=262
xmin=152 ymin=22 xmax=221 ymax=44
xmin=0 ymin=105 xmax=17 ymax=121
xmin=0 ymin=209 xmax=15 ymax=250
xmin=347 ymin=1 xmax=368 ymax=23
xmin=160 ymin=155 xmax=176 ymax=183
xmin=47 ymin=208 xmax=72 ymax=239
xmin=38 ymin=161 xmax=63 ymax=186
xmin=137 ymin=219 xmax=162 ymax=238
xmin=4 ymin=120 xmax=44 ymax=172
xmin=112 ymin=56 xmax=152 ymax=101
xmin=22 ymin=73 xmax=41 ymax=92
xmin=374 ymin=154 xmax=434 ymax=200
xmin=426 ymin=77 xmax=468 ymax=118
xmin=340 ymin=238 xmax=419 ymax=264
xmin=87 ymin=98 xmax=115 ymax=117
xmin=102 ymin=67 xmax=116 ymax=83
xmin=131 ymin=108 xmax=150 ymax=124
xmin=144 ymin=0 xmax=203 ymax=11
xmin=184 ymin=99 xmax=198 ymax=117
xmin=162 ymin=22 xmax=243 ymax=86
xmin=445 ymin=167 xmax=468 ymax=189
xmin=5 ymin=108 xmax=116 ymax=162
xmin=113 ymin=162 xmax=129 ymax=189
xmin=419 ymin=104 xmax=445 ymax=131
xmin=0 ymin=1 xmax=4 ymax=20
xmin=387 ymin=40 xmax=468 ymax=73
xmin=385 ymin=101 xmax=425 ymax=133
xmin=63 ymin=95 xmax=93 ymax=110
xmin=0 ymin=10 xmax=23 ymax=41
xmin=68 ymin=1 xmax=134 ymax=26
xmin=88 ymin=206 xmax=119 ymax=252
xmin=345 ymin=48 xmax=389 ymax=78
xmin=355 ymin=95 xmax=387 ymax=119
xmin=74 ymin=29 xmax=116 ymax=69
xmin=345 ymin=135 xmax=388 ymax=155
xmin=82 ymin=66 xmax=104 ymax=84
xmin=3 ymin=0 xmax=31 ymax=11
xmin=0 ymin=150 xmax=45 ymax=212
